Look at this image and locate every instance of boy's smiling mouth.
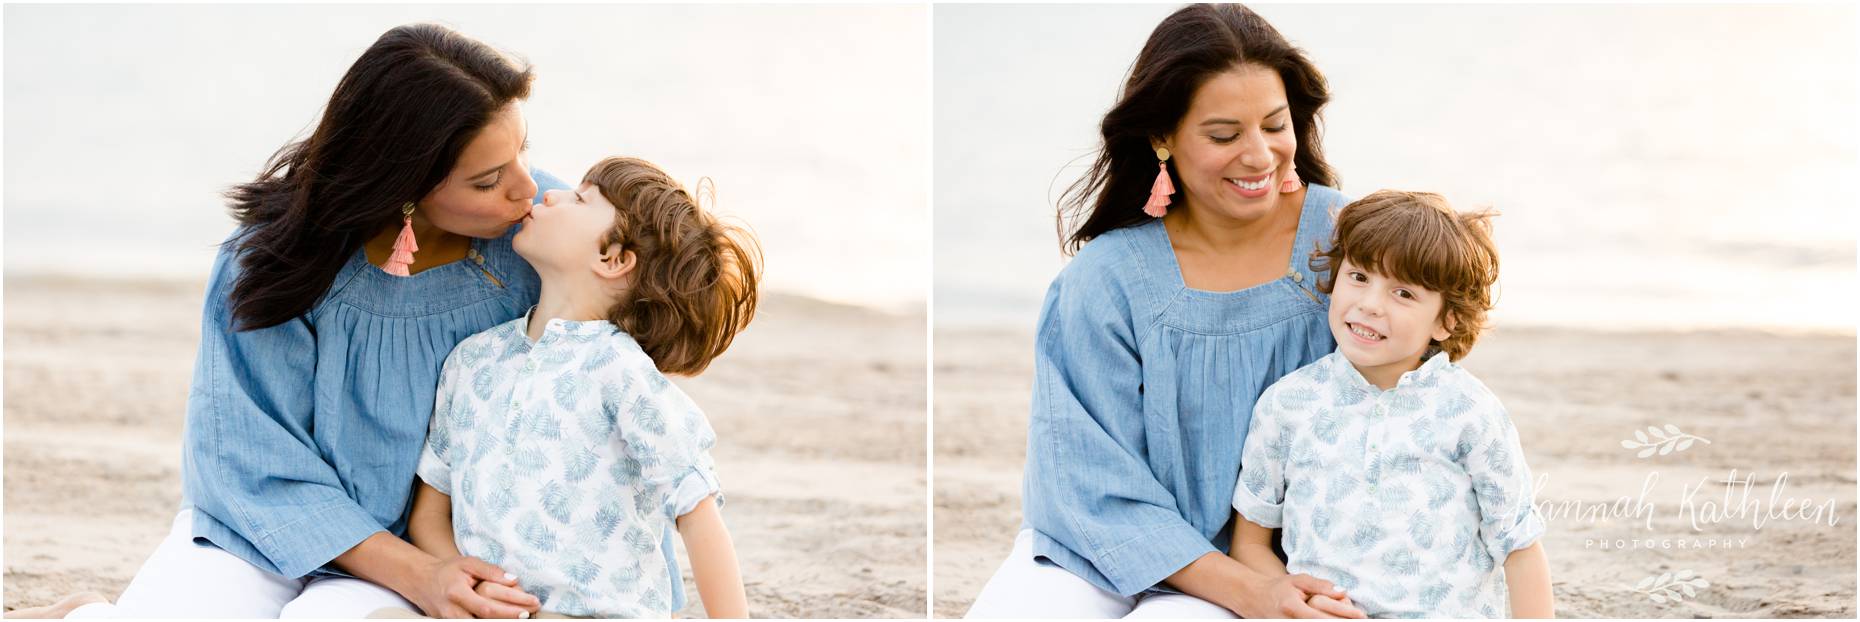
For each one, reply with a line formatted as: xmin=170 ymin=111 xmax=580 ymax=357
xmin=1346 ymin=321 xmax=1387 ymax=342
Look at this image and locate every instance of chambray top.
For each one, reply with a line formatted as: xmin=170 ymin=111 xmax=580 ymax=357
xmin=1233 ymin=351 xmax=1545 ymax=618
xmin=1021 ymin=184 xmax=1349 ymax=597
xmin=179 ymin=168 xmax=610 ymax=580
xmin=417 ymin=312 xmax=721 ymax=618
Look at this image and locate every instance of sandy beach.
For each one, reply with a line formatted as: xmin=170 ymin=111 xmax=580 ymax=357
xmin=3 ymin=274 xmax=927 ymax=618
xmin=933 ymin=325 xmax=1856 ymax=618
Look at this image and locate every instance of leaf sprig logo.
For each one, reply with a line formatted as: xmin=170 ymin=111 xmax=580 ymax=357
xmin=1631 ymin=570 xmax=1709 ymax=604
xmin=1620 ymin=424 xmax=1711 ymax=458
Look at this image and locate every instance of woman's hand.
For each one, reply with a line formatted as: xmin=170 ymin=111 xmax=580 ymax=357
xmin=1169 ymin=552 xmax=1366 ymax=618
xmin=410 ymin=555 xmax=533 ymax=619
xmin=1306 ymin=590 xmax=1363 ymax=619
xmin=474 ymin=579 xmax=544 ymax=617
xmin=1238 ymin=571 xmax=1367 ymax=619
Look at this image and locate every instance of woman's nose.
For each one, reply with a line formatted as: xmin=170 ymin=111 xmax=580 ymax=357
xmin=511 ymin=167 xmax=540 ymax=204
xmin=1238 ymin=131 xmax=1272 ymax=170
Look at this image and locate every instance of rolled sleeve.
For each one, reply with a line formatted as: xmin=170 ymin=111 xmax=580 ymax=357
xmin=614 ymin=365 xmax=724 ymax=522
xmin=1021 ymin=262 xmax=1214 ymax=597
xmin=1463 ymin=402 xmax=1546 ymax=562
xmin=180 ymin=248 xmax=385 ymax=579
xmin=1231 ymin=391 xmax=1289 ymax=529
xmin=415 ymin=355 xmax=469 ymax=496
xmin=671 ymin=468 xmax=723 ymax=517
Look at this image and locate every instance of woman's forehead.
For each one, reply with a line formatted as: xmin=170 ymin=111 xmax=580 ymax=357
xmin=1187 ymin=64 xmax=1287 ymax=121
xmin=454 ymin=105 xmax=527 ymax=176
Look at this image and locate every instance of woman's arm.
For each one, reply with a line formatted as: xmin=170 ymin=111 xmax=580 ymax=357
xmin=1228 ymin=512 xmax=1288 ymax=577
xmin=676 ymin=495 xmax=747 ymax=618
xmin=1503 ymin=542 xmax=1553 ymax=617
xmin=1166 ymin=552 xmax=1361 ymax=618
xmin=331 ymin=533 xmax=532 ymax=618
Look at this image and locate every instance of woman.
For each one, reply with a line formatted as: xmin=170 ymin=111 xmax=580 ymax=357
xmin=15 ymin=24 xmax=575 ymax=619
xmin=965 ymin=5 xmax=1366 ymax=618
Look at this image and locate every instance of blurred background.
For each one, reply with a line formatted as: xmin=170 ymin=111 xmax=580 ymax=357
xmin=936 ymin=3 xmax=1855 ymax=335
xmin=5 ymin=4 xmax=928 ymax=617
xmin=6 ymin=4 xmax=928 ymax=312
xmin=933 ymin=4 xmax=1855 ymax=618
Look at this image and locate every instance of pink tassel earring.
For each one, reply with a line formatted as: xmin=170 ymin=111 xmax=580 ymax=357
xmin=1143 ymin=146 xmax=1174 ymax=218
xmin=381 ymin=202 xmax=419 ymax=277
xmin=1280 ymin=163 xmax=1302 ymax=194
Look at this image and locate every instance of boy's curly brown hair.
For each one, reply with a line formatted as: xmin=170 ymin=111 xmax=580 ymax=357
xmin=1311 ymin=190 xmax=1499 ymax=362
xmin=584 ymin=157 xmax=761 ymax=375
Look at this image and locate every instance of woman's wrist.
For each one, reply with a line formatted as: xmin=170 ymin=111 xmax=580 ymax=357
xmin=334 ymin=531 xmax=438 ymax=601
xmin=1166 ymin=551 xmax=1259 ymax=614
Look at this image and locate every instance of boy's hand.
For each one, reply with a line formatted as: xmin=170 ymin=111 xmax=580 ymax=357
xmin=1306 ymin=591 xmax=1366 ymax=619
xmin=474 ymin=579 xmax=542 ymax=617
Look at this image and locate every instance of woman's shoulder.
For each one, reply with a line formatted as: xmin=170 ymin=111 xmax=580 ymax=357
xmin=1047 ymin=220 xmax=1171 ymax=311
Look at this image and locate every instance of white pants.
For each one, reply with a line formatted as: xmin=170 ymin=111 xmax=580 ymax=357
xmin=66 ymin=510 xmax=416 ymax=618
xmin=965 ymin=530 xmax=1235 ymax=619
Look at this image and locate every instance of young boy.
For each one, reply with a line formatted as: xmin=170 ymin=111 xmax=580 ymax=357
xmin=1230 ymin=190 xmax=1553 ymax=618
xmin=383 ymin=157 xmax=759 ymax=618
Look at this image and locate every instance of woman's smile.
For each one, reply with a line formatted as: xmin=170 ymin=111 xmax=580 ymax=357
xmin=1225 ymin=173 xmax=1274 ymax=198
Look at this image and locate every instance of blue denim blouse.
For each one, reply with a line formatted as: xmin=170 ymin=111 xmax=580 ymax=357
xmin=178 ymin=169 xmax=580 ymax=579
xmin=1020 ymin=184 xmax=1350 ymax=597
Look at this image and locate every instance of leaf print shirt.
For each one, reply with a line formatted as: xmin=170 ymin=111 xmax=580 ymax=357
xmin=418 ymin=309 xmax=722 ymax=618
xmin=1232 ymin=351 xmax=1545 ymax=618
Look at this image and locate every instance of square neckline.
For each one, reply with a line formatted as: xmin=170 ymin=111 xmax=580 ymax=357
xmin=1149 ymin=188 xmax=1323 ymax=299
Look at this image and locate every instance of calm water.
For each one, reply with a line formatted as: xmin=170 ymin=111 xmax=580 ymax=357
xmin=4 ymin=4 xmax=929 ymax=313
xmin=935 ymin=4 xmax=1858 ymax=334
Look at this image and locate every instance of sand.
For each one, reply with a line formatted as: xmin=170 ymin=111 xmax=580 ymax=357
xmin=2 ymin=274 xmax=927 ymax=618
xmin=933 ymin=325 xmax=1856 ymax=618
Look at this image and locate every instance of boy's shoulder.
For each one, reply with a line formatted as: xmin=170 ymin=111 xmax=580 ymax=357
xmin=1256 ymin=352 xmax=1347 ymax=415
xmin=581 ymin=327 xmax=665 ymax=383
xmin=1271 ymin=351 xmax=1348 ymax=392
xmin=442 ymin=317 xmax=527 ymax=370
xmin=1431 ymin=358 xmax=1509 ymax=423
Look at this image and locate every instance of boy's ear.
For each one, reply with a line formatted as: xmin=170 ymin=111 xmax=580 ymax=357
xmin=1433 ymin=310 xmax=1456 ymax=343
xmin=593 ymin=243 xmax=638 ymax=283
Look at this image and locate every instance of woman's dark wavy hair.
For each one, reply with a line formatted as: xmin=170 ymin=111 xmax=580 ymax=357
xmin=223 ymin=23 xmax=532 ymax=330
xmin=1058 ymin=3 xmax=1337 ymax=254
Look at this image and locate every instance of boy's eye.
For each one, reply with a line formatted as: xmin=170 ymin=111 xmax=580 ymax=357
xmin=1395 ymin=289 xmax=1415 ymax=300
xmin=1347 ymin=271 xmax=1366 ymax=283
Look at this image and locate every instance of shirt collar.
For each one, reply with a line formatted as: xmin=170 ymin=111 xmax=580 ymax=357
xmin=1331 ymin=349 xmax=1455 ymax=394
xmin=518 ymin=305 xmax=618 ymax=344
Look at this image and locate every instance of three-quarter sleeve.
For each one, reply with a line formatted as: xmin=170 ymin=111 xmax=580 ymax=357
xmin=609 ymin=364 xmax=722 ymax=522
xmin=1232 ymin=389 xmax=1291 ymax=529
xmin=180 ymin=248 xmax=388 ymax=579
xmin=1461 ymin=398 xmax=1545 ymax=563
xmin=1020 ymin=259 xmax=1214 ymax=597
